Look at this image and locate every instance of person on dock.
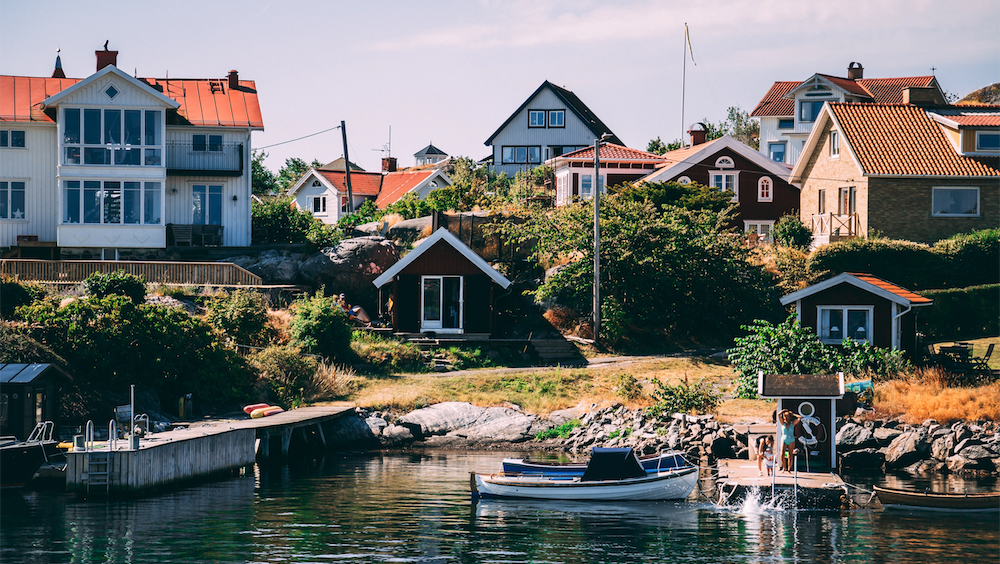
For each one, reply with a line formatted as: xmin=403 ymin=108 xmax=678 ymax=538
xmin=777 ymin=409 xmax=801 ymax=472
xmin=757 ymin=435 xmax=775 ymax=477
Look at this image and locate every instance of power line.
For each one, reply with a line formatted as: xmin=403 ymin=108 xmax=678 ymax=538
xmin=257 ymin=126 xmax=341 ymax=150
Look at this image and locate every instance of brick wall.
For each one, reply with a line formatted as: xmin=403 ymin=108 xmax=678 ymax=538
xmin=869 ymin=177 xmax=1000 ymax=243
xmin=797 ymin=121 xmax=868 ymax=236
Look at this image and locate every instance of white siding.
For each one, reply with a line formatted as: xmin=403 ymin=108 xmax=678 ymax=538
xmin=0 ymin=123 xmax=59 ymax=246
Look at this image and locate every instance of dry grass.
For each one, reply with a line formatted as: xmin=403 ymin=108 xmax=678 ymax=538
xmin=267 ymin=309 xmax=293 ymax=345
xmin=870 ymin=368 xmax=1000 ymax=424
xmin=305 ymin=362 xmax=355 ymax=402
xmin=382 ymin=214 xmax=404 ymax=228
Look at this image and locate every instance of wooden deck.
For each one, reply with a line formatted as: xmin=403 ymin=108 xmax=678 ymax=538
xmin=1 ymin=258 xmax=262 ymax=286
xmin=716 ymin=458 xmax=848 ymax=509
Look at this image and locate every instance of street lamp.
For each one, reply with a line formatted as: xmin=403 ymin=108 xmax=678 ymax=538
xmin=593 ymin=132 xmax=613 ymax=344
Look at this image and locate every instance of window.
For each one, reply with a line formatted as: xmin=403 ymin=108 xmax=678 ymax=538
xmin=0 ymin=130 xmax=25 ymax=148
xmin=975 ymin=131 xmax=1000 ymax=151
xmin=676 ymin=176 xmax=691 ymax=185
xmin=556 ymin=175 xmax=567 ymax=204
xmin=193 ymin=135 xmax=222 ymax=152
xmin=0 ymin=181 xmax=26 ymax=220
xmin=312 ymin=196 xmax=327 ymax=214
xmin=745 ymin=221 xmax=775 ymax=242
xmin=341 ymin=196 xmax=349 ymax=213
xmin=64 ymin=180 xmax=160 ymax=225
xmin=757 ymin=177 xmax=773 ymax=202
xmin=768 ymin=142 xmax=786 ymax=163
xmin=528 ymin=111 xmax=546 ymax=128
xmin=818 ymin=306 xmax=872 ymax=344
xmin=63 ymin=108 xmax=161 ymax=166
xmin=143 ymin=182 xmax=161 ymax=225
xmin=715 ymin=156 xmax=734 ymax=168
xmin=778 ymin=119 xmax=794 ymax=129
xmin=501 ymin=146 xmax=542 ymax=164
xmin=192 ymin=184 xmax=223 ymax=225
xmin=800 ymin=100 xmax=825 ymax=122
xmin=579 ymin=175 xmax=604 ymax=199
xmin=932 ymin=187 xmax=979 ymax=217
xmin=549 ymin=110 xmax=565 ymax=127
xmin=830 ymin=131 xmax=840 ymax=157
xmin=711 ymin=172 xmax=738 ymax=200
xmin=817 ymin=189 xmax=826 ymax=215
xmin=838 ymin=186 xmax=856 ymax=215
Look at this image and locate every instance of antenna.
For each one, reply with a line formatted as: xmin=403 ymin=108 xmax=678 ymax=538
xmin=371 ymin=125 xmax=392 ymax=157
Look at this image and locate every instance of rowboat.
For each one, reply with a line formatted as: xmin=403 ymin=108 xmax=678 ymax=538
xmin=874 ymin=486 xmax=1000 ymax=512
xmin=473 ymin=448 xmax=699 ymax=501
xmin=502 ymin=451 xmax=690 ymax=477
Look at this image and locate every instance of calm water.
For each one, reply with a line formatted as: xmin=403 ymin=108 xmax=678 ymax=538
xmin=1 ymin=450 xmax=997 ymax=563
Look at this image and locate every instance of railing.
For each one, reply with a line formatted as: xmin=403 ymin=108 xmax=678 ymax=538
xmin=810 ymin=213 xmax=859 ymax=237
xmin=166 ymin=141 xmax=243 ymax=175
xmin=0 ymin=259 xmax=262 ymax=286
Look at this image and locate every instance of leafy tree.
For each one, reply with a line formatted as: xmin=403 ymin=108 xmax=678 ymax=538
xmin=206 ymin=289 xmax=273 ymax=347
xmin=648 ymin=105 xmax=759 ymax=153
xmin=646 ymin=137 xmax=669 ymax=155
xmin=275 ymin=157 xmax=324 ymax=192
xmin=772 ymin=213 xmax=813 ymax=249
xmin=251 ymin=196 xmax=342 ymax=247
xmin=383 ymin=192 xmax=433 ymax=220
xmin=251 ymin=150 xmax=277 ymax=195
xmin=247 ymin=344 xmax=318 ymax=406
xmin=611 ymin=180 xmax=733 ymax=214
xmin=84 ymin=271 xmax=147 ymax=304
xmin=288 ymin=291 xmax=353 ymax=361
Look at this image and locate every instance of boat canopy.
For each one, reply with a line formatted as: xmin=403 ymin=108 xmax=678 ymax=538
xmin=581 ymin=448 xmax=647 ymax=482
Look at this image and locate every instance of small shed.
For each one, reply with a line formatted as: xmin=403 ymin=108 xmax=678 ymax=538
xmin=780 ymin=272 xmax=933 ymax=358
xmin=758 ymin=372 xmax=844 ymax=471
xmin=0 ymin=363 xmax=72 ymax=441
xmin=372 ymin=228 xmax=512 ymax=336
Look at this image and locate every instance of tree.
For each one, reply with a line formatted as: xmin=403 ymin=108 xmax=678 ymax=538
xmin=611 ymin=180 xmax=733 ymax=214
xmin=251 ymin=150 xmax=277 ymax=195
xmin=772 ymin=213 xmax=813 ymax=249
xmin=288 ymin=292 xmax=353 ymax=362
xmin=701 ymin=106 xmax=759 ymax=149
xmin=275 ymin=157 xmax=324 ymax=192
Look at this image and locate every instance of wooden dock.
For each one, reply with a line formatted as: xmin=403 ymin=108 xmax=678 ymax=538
xmin=716 ymin=458 xmax=848 ymax=509
xmin=65 ymin=406 xmax=355 ymax=496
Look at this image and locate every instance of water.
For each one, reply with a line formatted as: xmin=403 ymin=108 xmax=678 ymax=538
xmin=1 ymin=450 xmax=997 ymax=563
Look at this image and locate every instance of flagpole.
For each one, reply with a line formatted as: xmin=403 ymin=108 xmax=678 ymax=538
xmin=681 ymin=23 xmax=687 ymax=148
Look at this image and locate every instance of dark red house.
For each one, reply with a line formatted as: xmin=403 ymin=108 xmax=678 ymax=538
xmin=640 ymin=133 xmax=800 ymax=242
xmin=372 ymin=228 xmax=512 ymax=336
xmin=780 ymin=272 xmax=933 ymax=358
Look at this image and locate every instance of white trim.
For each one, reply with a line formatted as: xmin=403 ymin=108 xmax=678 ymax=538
xmin=715 ymin=156 xmax=734 ymax=168
xmin=640 ymin=135 xmax=796 ymax=185
xmin=816 ymin=305 xmax=874 ymax=344
xmin=931 ymin=186 xmax=980 ymax=217
xmin=975 ymin=130 xmax=1000 ymax=152
xmin=372 ymin=227 xmax=512 ymax=289
xmin=420 ymin=275 xmax=464 ymax=332
xmin=42 ymin=65 xmax=180 ymax=109
xmin=676 ymin=176 xmax=691 ymax=185
xmin=829 ymin=130 xmax=840 ymax=158
xmin=779 ymin=272 xmax=934 ymax=307
xmin=744 ymin=220 xmax=775 ymax=241
xmin=757 ymin=176 xmax=773 ymax=202
xmin=287 ymin=168 xmax=338 ymax=197
xmin=710 ymin=170 xmax=739 ymax=201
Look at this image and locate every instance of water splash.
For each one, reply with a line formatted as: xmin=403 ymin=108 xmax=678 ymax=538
xmin=723 ymin=484 xmax=792 ymax=514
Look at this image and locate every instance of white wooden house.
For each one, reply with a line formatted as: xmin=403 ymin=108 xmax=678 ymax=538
xmin=0 ymin=47 xmax=263 ymax=258
xmin=484 ymin=81 xmax=622 ymax=177
xmin=287 ymin=168 xmax=383 ymax=225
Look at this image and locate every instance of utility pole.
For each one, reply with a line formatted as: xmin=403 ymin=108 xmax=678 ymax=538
xmin=593 ymin=137 xmax=601 ymax=343
xmin=341 ymin=120 xmax=354 ymax=213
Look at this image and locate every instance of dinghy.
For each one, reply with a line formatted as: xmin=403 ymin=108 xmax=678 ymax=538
xmin=501 ymin=451 xmax=690 ymax=477
xmin=874 ymin=486 xmax=1000 ymax=512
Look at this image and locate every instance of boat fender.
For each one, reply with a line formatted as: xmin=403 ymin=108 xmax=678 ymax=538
xmin=261 ymin=407 xmax=284 ymax=417
xmin=243 ymin=403 xmax=269 ymax=415
xmin=250 ymin=407 xmax=272 ymax=418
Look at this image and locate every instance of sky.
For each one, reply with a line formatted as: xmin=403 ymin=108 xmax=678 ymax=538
xmin=2 ymin=0 xmax=998 ymax=175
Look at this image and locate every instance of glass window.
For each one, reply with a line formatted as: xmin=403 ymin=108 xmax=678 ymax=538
xmin=84 ymin=109 xmax=102 ymax=144
xmin=104 ymin=110 xmax=121 ymax=144
xmin=712 ymin=173 xmax=735 ymax=192
xmin=932 ymin=187 xmax=979 ymax=217
xmin=581 ymin=175 xmax=592 ymax=198
xmin=193 ymin=135 xmax=207 ymax=152
xmin=502 ymin=147 xmax=515 ymax=164
xmin=0 ymin=182 xmax=7 ymax=218
xmin=124 ymin=110 xmax=141 ymax=145
xmin=0 ymin=131 xmax=6 ymax=146
xmin=123 ymin=182 xmax=141 ymax=224
xmin=103 ymin=181 xmax=121 ymax=224
xmin=847 ymin=310 xmax=869 ymax=341
xmin=528 ymin=146 xmax=540 ymax=164
xmin=143 ymin=182 xmax=161 ymax=225
xmin=830 ymin=131 xmax=840 ymax=157
xmin=145 ymin=111 xmax=160 ymax=145
xmin=193 ymin=184 xmax=223 ymax=225
xmin=64 ymin=108 xmax=81 ymax=144
xmin=817 ymin=189 xmax=826 ymax=214
xmin=529 ymin=111 xmax=545 ymax=127
xmin=819 ymin=307 xmax=870 ymax=343
xmin=64 ymin=181 xmax=81 ymax=223
xmin=84 ymin=181 xmax=101 ymax=223
xmin=778 ymin=118 xmax=794 ymax=129
xmin=839 ymin=187 xmax=856 ymax=215
xmin=976 ymin=132 xmax=999 ymax=151
xmin=9 ymin=131 xmax=25 ymax=148
xmin=800 ymin=101 xmax=825 ymax=122
xmin=208 ymin=135 xmax=223 ymax=152
xmin=84 ymin=147 xmax=110 ymax=165
xmin=758 ymin=177 xmax=772 ymax=201
xmin=423 ymin=278 xmax=441 ymax=321
xmin=768 ymin=142 xmax=785 ymax=163
xmin=549 ymin=110 xmax=565 ymax=127
xmin=515 ymin=147 xmax=527 ymax=163
xmin=820 ymin=308 xmax=843 ymax=342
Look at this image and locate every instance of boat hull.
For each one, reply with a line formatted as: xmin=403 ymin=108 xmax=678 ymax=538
xmin=0 ymin=441 xmax=50 ymax=489
xmin=502 ymin=452 xmax=689 ymax=477
xmin=874 ymin=486 xmax=1000 ymax=512
xmin=474 ymin=466 xmax=699 ymax=501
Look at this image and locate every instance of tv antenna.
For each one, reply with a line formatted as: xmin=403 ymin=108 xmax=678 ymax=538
xmin=371 ymin=125 xmax=392 ymax=158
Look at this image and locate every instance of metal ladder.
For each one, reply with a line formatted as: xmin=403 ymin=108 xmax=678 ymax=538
xmin=84 ymin=420 xmax=116 ymax=494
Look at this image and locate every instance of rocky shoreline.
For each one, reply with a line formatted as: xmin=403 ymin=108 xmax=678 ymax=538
xmin=330 ymin=401 xmax=1000 ymax=478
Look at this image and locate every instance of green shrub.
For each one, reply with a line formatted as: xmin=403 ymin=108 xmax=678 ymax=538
xmin=351 ymin=331 xmax=425 ymax=373
xmin=84 ymin=270 xmax=147 ymax=304
xmin=613 ymin=372 xmax=642 ymax=400
xmin=247 ymin=344 xmax=318 ymax=406
xmin=771 ymin=246 xmax=811 ymax=294
xmin=535 ymin=419 xmax=581 ymax=440
xmin=252 ymin=196 xmax=343 ymax=247
xmin=206 ymin=289 xmax=273 ymax=347
xmin=289 ymin=291 xmax=353 ymax=361
xmin=933 ymin=229 xmax=1000 ymax=288
xmin=772 ymin=213 xmax=813 ymax=250
xmin=838 ymin=339 xmax=911 ymax=380
xmin=648 ymin=378 xmax=721 ymax=417
xmin=919 ymin=284 xmax=1000 ymax=341
xmin=1 ymin=277 xmax=41 ymax=319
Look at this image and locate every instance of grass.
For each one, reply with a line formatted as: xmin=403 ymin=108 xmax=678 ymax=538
xmin=869 ymin=368 xmax=1000 ymax=424
xmin=932 ymin=336 xmax=999 ymax=369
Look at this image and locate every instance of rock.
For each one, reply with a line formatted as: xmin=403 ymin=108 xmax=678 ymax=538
xmin=931 ymin=435 xmax=956 ymax=461
xmin=364 ymin=416 xmax=387 ymax=436
xmin=957 ymin=445 xmax=994 ymax=460
xmin=224 ymin=249 xmax=305 ymax=284
xmin=954 ymin=438 xmax=982 ymax=454
xmin=326 ymin=414 xmax=378 ymax=444
xmin=873 ymin=427 xmax=902 ymax=445
xmin=387 ymin=216 xmax=433 ymax=243
xmin=836 ymin=423 xmax=876 ymax=451
xmin=297 ymin=237 xmax=400 ymax=307
xmin=884 ymin=431 xmax=930 ymax=469
xmin=905 ymin=460 xmax=947 ymax=474
xmin=398 ymin=402 xmax=485 ymax=437
xmin=946 ymin=454 xmax=991 ymax=473
xmin=921 ymin=418 xmax=939 ymax=428
xmin=451 ymin=407 xmax=536 ymax=443
xmin=839 ymin=448 xmax=885 ymax=469
xmin=381 ymin=424 xmax=414 ymax=444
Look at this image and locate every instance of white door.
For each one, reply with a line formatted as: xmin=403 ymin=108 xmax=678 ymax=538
xmin=421 ymin=276 xmax=463 ymax=332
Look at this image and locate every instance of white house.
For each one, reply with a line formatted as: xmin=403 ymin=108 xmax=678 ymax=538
xmin=287 ymin=167 xmax=383 ymax=225
xmin=375 ymin=169 xmax=452 ymax=209
xmin=751 ymin=62 xmax=945 ymax=166
xmin=484 ymin=81 xmax=622 ymax=177
xmin=0 ymin=47 xmax=263 ymax=258
xmin=547 ymin=143 xmax=664 ymax=206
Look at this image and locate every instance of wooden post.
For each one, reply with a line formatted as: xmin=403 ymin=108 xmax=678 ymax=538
xmin=281 ymin=428 xmax=292 ymax=456
xmin=314 ymin=422 xmax=327 ymax=448
xmin=341 ymin=120 xmax=354 ymax=213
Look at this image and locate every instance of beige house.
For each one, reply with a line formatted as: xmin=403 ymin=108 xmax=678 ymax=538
xmin=789 ymin=101 xmax=999 ymax=246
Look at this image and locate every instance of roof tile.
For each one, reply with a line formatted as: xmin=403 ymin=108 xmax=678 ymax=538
xmin=560 ymin=143 xmax=665 ymax=161
xmin=848 ymin=273 xmax=933 ymax=304
xmin=376 ymin=170 xmax=435 ymax=209
xmin=317 ymin=170 xmax=383 ymax=197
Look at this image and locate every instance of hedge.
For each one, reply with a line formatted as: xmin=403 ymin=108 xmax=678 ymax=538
xmin=918 ymin=284 xmax=1000 ymax=341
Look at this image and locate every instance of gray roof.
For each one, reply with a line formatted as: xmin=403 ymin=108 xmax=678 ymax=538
xmin=0 ymin=363 xmax=71 ymax=384
xmin=414 ymin=143 xmax=447 ymax=157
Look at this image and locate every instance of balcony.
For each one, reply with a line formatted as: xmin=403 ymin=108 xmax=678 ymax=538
xmin=166 ymin=141 xmax=243 ymax=176
xmin=810 ymin=212 xmax=859 ymax=247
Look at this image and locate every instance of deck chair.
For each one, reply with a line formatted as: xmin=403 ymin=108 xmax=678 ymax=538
xmin=200 ymin=225 xmax=224 ymax=247
xmin=972 ymin=343 xmax=995 ymax=376
xmin=171 ymin=224 xmax=193 ymax=246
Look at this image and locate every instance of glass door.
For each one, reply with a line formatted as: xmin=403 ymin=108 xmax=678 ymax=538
xmin=421 ymin=277 xmax=442 ymax=330
xmin=421 ymin=276 xmax=463 ymax=332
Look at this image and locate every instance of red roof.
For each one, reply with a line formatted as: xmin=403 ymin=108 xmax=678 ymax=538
xmin=316 ymin=170 xmax=383 ymax=197
xmin=856 ymin=76 xmax=937 ymax=104
xmin=750 ymin=81 xmax=799 ymax=117
xmin=817 ymin=74 xmax=871 ymax=97
xmin=376 ymin=170 xmax=435 ymax=209
xmin=560 ymin=143 xmax=664 ymax=161
xmin=0 ymin=74 xmax=263 ymax=129
xmin=751 ymin=76 xmax=938 ymax=118
xmin=931 ymin=108 xmax=1000 ymax=128
xmin=848 ymin=273 xmax=933 ymax=304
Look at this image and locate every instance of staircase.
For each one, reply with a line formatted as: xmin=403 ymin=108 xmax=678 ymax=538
xmin=530 ymin=337 xmax=586 ymax=366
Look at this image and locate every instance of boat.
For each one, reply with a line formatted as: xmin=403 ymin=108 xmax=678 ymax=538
xmin=1 ymin=422 xmax=60 ymax=489
xmin=874 ymin=486 xmax=1000 ymax=512
xmin=502 ymin=451 xmax=690 ymax=477
xmin=473 ymin=447 xmax=699 ymax=501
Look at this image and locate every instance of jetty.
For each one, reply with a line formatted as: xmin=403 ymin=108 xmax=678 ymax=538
xmin=716 ymin=458 xmax=848 ymax=509
xmin=65 ymin=406 xmax=354 ymax=496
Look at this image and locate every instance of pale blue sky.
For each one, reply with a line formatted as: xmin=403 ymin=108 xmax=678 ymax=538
xmin=2 ymin=0 xmax=998 ymax=174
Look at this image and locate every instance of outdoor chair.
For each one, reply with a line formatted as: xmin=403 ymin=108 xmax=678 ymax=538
xmin=170 ymin=224 xmax=193 ymax=246
xmin=200 ymin=225 xmax=224 ymax=247
xmin=972 ymin=343 xmax=995 ymax=376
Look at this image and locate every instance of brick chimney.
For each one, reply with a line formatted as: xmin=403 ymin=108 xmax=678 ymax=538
xmin=847 ymin=62 xmax=864 ymax=80
xmin=903 ymin=86 xmax=945 ymax=106
xmin=228 ymin=70 xmax=239 ymax=90
xmin=382 ymin=157 xmax=398 ymax=173
xmin=96 ymin=42 xmax=118 ymax=71
xmin=688 ymin=122 xmax=708 ymax=146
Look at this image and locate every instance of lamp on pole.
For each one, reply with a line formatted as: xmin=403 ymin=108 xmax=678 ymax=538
xmin=593 ymin=132 xmax=612 ymax=343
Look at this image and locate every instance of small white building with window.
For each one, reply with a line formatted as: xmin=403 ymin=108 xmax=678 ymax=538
xmin=0 ymin=47 xmax=262 ymax=258
xmin=287 ymin=167 xmax=383 ymax=225
xmin=484 ymin=80 xmax=622 ymax=177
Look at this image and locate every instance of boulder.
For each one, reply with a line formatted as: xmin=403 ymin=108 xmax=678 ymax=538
xmin=954 ymin=438 xmax=982 ymax=454
xmin=839 ymin=448 xmax=885 ymax=469
xmin=884 ymin=430 xmax=931 ymax=469
xmin=931 ymin=435 xmax=956 ymax=461
xmin=836 ymin=423 xmax=876 ymax=451
xmin=451 ymin=407 xmax=536 ymax=442
xmin=398 ymin=402 xmax=485 ymax=438
xmin=946 ymin=454 xmax=992 ymax=473
xmin=364 ymin=416 xmax=388 ymax=436
xmin=905 ymin=460 xmax=947 ymax=474
xmin=297 ymin=237 xmax=400 ymax=306
xmin=548 ymin=406 xmax=586 ymax=426
xmin=223 ymin=250 xmax=305 ymax=284
xmin=957 ymin=445 xmax=995 ymax=460
xmin=387 ymin=217 xmax=432 ymax=243
xmin=873 ymin=427 xmax=903 ymax=445
xmin=382 ymin=424 xmax=415 ymax=444
xmin=326 ymin=414 xmax=378 ymax=444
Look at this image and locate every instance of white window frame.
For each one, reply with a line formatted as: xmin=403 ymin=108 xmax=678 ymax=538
xmin=710 ymin=171 xmax=739 ymax=201
xmin=61 ymin=106 xmax=164 ymax=167
xmin=931 ymin=186 xmax=980 ymax=218
xmin=757 ymin=177 xmax=773 ymax=202
xmin=501 ymin=146 xmax=542 ymax=164
xmin=191 ymin=183 xmax=224 ymax=225
xmin=676 ymin=176 xmax=691 ymax=185
xmin=744 ymin=220 xmax=775 ymax=242
xmin=61 ymin=179 xmax=162 ymax=226
xmin=816 ymin=305 xmax=874 ymax=344
xmin=830 ymin=130 xmax=840 ymax=158
xmin=420 ymin=275 xmax=464 ymax=333
xmin=548 ymin=110 xmax=565 ymax=128
xmin=528 ymin=110 xmax=546 ymax=128
xmin=0 ymin=179 xmax=27 ymax=221
xmin=312 ymin=196 xmax=327 ymax=215
xmin=715 ymin=156 xmax=734 ymax=168
xmin=0 ymin=130 xmax=26 ymax=149
xmin=975 ymin=131 xmax=999 ymax=152
xmin=768 ymin=142 xmax=786 ymax=163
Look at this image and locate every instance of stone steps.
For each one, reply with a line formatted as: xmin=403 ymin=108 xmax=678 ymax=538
xmin=530 ymin=338 xmax=585 ymax=366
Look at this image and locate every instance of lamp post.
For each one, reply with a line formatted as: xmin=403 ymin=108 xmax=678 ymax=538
xmin=593 ymin=133 xmax=612 ymax=343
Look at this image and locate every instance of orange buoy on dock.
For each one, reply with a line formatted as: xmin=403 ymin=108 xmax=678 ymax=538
xmin=243 ymin=403 xmax=270 ymax=415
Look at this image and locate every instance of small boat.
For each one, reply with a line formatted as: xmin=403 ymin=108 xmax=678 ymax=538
xmin=874 ymin=486 xmax=1000 ymax=512
xmin=1 ymin=422 xmax=59 ymax=489
xmin=473 ymin=447 xmax=699 ymax=501
xmin=502 ymin=451 xmax=690 ymax=477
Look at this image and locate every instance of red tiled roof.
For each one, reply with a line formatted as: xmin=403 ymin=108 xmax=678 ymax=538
xmin=931 ymin=108 xmax=1000 ymax=128
xmin=856 ymin=76 xmax=937 ymax=104
xmin=830 ymin=103 xmax=1000 ymax=176
xmin=750 ymin=81 xmax=799 ymax=117
xmin=0 ymin=74 xmax=263 ymax=129
xmin=560 ymin=143 xmax=664 ymax=161
xmin=944 ymin=114 xmax=1000 ymax=127
xmin=376 ymin=170 xmax=435 ymax=209
xmin=316 ymin=170 xmax=383 ymax=197
xmin=817 ymin=74 xmax=870 ymax=97
xmin=848 ymin=273 xmax=933 ymax=304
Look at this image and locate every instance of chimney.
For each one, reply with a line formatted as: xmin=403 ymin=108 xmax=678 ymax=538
xmin=228 ymin=70 xmax=239 ymax=90
xmin=903 ymin=86 xmax=944 ymax=106
xmin=688 ymin=122 xmax=707 ymax=146
xmin=51 ymin=50 xmax=66 ymax=79
xmin=847 ymin=62 xmax=864 ymax=81
xmin=382 ymin=157 xmax=398 ymax=173
xmin=96 ymin=42 xmax=118 ymax=71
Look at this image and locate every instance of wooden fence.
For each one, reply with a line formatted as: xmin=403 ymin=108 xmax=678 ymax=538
xmin=0 ymin=259 xmax=262 ymax=286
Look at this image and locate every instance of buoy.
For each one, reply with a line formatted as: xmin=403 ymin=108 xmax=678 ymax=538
xmin=250 ymin=407 xmax=271 ymax=418
xmin=262 ymin=407 xmax=284 ymax=417
xmin=243 ymin=403 xmax=269 ymax=415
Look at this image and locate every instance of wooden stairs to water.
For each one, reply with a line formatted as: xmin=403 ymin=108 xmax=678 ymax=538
xmin=530 ymin=338 xmax=586 ymax=367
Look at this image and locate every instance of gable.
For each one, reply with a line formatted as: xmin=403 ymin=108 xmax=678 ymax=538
xmin=641 ymin=136 xmax=794 ymax=184
xmin=485 ymin=81 xmax=622 ymax=146
xmin=42 ymin=65 xmax=178 ymax=110
xmin=780 ymin=272 xmax=933 ymax=307
xmin=373 ymin=228 xmax=511 ymax=288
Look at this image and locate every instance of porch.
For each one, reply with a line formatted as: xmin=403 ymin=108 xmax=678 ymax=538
xmin=810 ymin=212 xmax=859 ymax=247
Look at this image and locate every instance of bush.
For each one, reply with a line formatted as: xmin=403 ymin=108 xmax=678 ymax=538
xmin=1 ymin=277 xmax=47 ymax=319
xmin=84 ymin=270 xmax=147 ymax=304
xmin=351 ymin=331 xmax=425 ymax=373
xmin=247 ymin=345 xmax=318 ymax=406
xmin=933 ymin=229 xmax=1000 ymax=288
xmin=206 ymin=289 xmax=273 ymax=347
xmin=613 ymin=372 xmax=642 ymax=400
xmin=252 ymin=196 xmax=343 ymax=247
xmin=772 ymin=213 xmax=812 ymax=250
xmin=919 ymin=284 xmax=1000 ymax=341
xmin=648 ymin=378 xmax=721 ymax=417
xmin=535 ymin=419 xmax=581 ymax=440
xmin=289 ymin=291 xmax=353 ymax=361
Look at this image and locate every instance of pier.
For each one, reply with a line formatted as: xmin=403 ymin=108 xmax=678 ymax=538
xmin=65 ymin=406 xmax=355 ymax=495
xmin=715 ymin=459 xmax=848 ymax=508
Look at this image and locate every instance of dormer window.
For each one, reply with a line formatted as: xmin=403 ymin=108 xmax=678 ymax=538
xmin=715 ymin=156 xmax=734 ymax=168
xmin=800 ymin=101 xmax=825 ymax=122
xmin=976 ymin=131 xmax=1000 ymax=151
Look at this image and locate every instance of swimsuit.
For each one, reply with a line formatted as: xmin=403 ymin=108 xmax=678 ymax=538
xmin=779 ymin=420 xmax=795 ymax=445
